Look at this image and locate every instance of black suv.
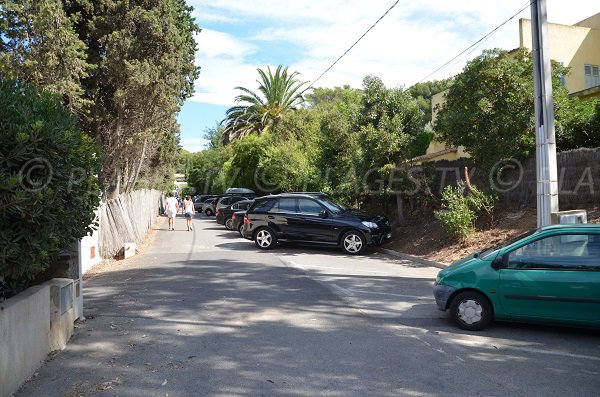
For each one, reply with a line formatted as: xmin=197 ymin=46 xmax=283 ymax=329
xmin=241 ymin=193 xmax=391 ymax=254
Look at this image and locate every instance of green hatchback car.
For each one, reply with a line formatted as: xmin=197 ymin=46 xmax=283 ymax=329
xmin=434 ymin=224 xmax=600 ymax=330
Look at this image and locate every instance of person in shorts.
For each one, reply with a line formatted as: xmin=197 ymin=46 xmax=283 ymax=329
xmin=183 ymin=195 xmax=195 ymax=231
xmin=166 ymin=192 xmax=179 ymax=230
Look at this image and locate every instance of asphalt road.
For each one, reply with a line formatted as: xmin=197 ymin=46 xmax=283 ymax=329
xmin=16 ymin=213 xmax=600 ymax=397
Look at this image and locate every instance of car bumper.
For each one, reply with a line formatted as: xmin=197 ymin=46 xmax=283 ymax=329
xmin=366 ymin=228 xmax=392 ymax=246
xmin=433 ymin=284 xmax=456 ymax=311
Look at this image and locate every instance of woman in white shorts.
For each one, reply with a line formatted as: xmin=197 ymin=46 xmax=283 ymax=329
xmin=166 ymin=193 xmax=179 ymax=230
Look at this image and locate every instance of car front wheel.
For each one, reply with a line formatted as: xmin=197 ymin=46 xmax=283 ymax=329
xmin=225 ymin=218 xmax=233 ymax=230
xmin=341 ymin=230 xmax=365 ymax=255
xmin=254 ymin=227 xmax=276 ymax=250
xmin=449 ymin=291 xmax=493 ymax=331
xmin=205 ymin=208 xmax=213 ymax=216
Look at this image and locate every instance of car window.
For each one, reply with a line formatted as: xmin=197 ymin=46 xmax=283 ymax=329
xmin=297 ymin=198 xmax=323 ymax=215
xmin=318 ymin=197 xmax=346 ymax=214
xmin=231 ymin=203 xmax=240 ymax=210
xmin=240 ymin=201 xmax=252 ymax=210
xmin=508 ymin=233 xmax=600 ymax=270
xmin=251 ymin=199 xmax=276 ymax=213
xmin=271 ymin=198 xmax=297 ymax=213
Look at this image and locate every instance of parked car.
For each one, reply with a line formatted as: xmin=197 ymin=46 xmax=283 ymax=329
xmin=194 ymin=195 xmax=218 ymax=212
xmin=216 ymin=199 xmax=254 ymax=229
xmin=206 ymin=189 xmax=255 ymax=216
xmin=231 ymin=210 xmax=247 ymax=236
xmin=203 ymin=198 xmax=218 ymax=216
xmin=433 ymin=224 xmax=600 ymax=331
xmin=241 ymin=192 xmax=391 ymax=255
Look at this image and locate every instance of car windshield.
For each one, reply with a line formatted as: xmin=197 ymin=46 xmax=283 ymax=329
xmin=318 ymin=196 xmax=347 ymax=214
xmin=479 ymin=229 xmax=539 ymax=259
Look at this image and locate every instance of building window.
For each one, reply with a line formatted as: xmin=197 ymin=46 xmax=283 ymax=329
xmin=584 ymin=64 xmax=599 ymax=89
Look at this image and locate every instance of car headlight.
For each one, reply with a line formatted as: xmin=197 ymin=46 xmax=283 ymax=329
xmin=361 ymin=221 xmax=378 ymax=229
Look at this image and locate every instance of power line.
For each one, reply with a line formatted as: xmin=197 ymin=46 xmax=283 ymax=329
xmin=307 ymin=0 xmax=400 ymax=89
xmin=411 ymin=0 xmax=532 ymax=87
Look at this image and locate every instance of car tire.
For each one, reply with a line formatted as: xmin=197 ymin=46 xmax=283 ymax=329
xmin=238 ymin=223 xmax=244 ymax=237
xmin=225 ymin=218 xmax=233 ymax=230
xmin=254 ymin=227 xmax=276 ymax=250
xmin=205 ymin=208 xmax=213 ymax=216
xmin=449 ymin=291 xmax=493 ymax=331
xmin=341 ymin=230 xmax=366 ymax=255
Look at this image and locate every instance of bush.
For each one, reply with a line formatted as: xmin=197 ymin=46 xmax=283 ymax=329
xmin=436 ymin=182 xmax=496 ymax=241
xmin=0 ymin=79 xmax=101 ymax=299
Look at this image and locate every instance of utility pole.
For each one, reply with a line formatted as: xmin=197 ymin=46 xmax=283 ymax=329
xmin=531 ymin=0 xmax=559 ymax=227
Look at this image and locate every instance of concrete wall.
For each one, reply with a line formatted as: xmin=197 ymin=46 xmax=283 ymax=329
xmin=0 ymin=279 xmax=75 ymax=397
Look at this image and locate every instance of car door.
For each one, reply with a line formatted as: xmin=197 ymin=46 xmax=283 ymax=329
xmin=498 ymin=232 xmax=600 ymax=322
xmin=292 ymin=198 xmax=335 ymax=243
xmin=266 ymin=198 xmax=299 ymax=239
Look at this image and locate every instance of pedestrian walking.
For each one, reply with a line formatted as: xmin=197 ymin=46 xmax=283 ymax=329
xmin=166 ymin=192 xmax=179 ymax=230
xmin=183 ymin=195 xmax=195 ymax=231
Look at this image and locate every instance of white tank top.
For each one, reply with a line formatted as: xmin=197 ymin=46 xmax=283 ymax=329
xmin=184 ymin=201 xmax=193 ymax=213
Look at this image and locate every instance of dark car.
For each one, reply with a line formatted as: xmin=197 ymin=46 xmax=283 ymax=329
xmin=241 ymin=193 xmax=391 ymax=254
xmin=231 ymin=210 xmax=247 ymax=235
xmin=216 ymin=199 xmax=254 ymax=229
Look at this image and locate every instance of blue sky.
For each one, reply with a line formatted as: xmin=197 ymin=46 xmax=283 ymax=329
xmin=178 ymin=0 xmax=598 ymax=152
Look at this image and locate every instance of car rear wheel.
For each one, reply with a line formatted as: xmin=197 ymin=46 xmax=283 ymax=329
xmin=205 ymin=208 xmax=213 ymax=216
xmin=254 ymin=227 xmax=276 ymax=250
xmin=225 ymin=218 xmax=233 ymax=230
xmin=238 ymin=223 xmax=244 ymax=236
xmin=449 ymin=291 xmax=493 ymax=331
xmin=341 ymin=230 xmax=365 ymax=255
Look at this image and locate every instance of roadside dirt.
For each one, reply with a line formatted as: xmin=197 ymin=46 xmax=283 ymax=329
xmin=83 ymin=216 xmax=167 ymax=280
xmin=387 ymin=206 xmax=600 ymax=265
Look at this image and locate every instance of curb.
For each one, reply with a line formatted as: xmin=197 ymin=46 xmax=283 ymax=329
xmin=377 ymin=248 xmax=447 ymax=269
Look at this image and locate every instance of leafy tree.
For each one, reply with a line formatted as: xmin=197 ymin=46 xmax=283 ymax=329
xmin=0 ymin=79 xmax=101 ymax=298
xmin=408 ymin=78 xmax=453 ymax=124
xmin=435 ymin=48 xmax=572 ymax=171
xmin=0 ymin=0 xmax=92 ymax=112
xmin=222 ymin=65 xmax=307 ymax=144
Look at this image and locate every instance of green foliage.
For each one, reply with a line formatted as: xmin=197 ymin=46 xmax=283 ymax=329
xmin=0 ymin=79 xmax=101 ymax=296
xmin=0 ymin=0 xmax=92 ymax=112
xmin=408 ymin=78 xmax=453 ymax=124
xmin=222 ymin=65 xmax=308 ymax=143
xmin=436 ymin=182 xmax=496 ymax=241
xmin=557 ymin=98 xmax=600 ymax=149
xmin=435 ymin=48 xmax=580 ymax=172
xmin=2 ymin=0 xmax=201 ymax=196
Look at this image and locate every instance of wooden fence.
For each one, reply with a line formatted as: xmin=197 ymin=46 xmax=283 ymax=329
xmin=98 ymin=189 xmax=164 ymax=258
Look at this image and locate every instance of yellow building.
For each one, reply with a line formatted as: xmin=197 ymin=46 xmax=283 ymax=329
xmin=520 ymin=13 xmax=600 ymax=99
xmin=416 ymin=12 xmax=600 ymax=164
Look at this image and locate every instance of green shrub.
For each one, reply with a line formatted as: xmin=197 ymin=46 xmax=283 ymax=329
xmin=0 ymin=79 xmax=101 ymax=299
xmin=436 ymin=182 xmax=496 ymax=241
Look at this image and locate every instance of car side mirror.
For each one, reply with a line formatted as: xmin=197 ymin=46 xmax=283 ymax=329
xmin=491 ymin=255 xmax=506 ymax=270
xmin=319 ymin=210 xmax=328 ymax=219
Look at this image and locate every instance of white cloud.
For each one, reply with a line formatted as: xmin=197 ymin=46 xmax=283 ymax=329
xmin=180 ymin=137 xmax=210 ymax=153
xmin=189 ymin=0 xmax=600 ymax=107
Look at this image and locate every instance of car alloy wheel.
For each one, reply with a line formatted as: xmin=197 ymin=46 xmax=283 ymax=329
xmin=225 ymin=218 xmax=233 ymax=230
xmin=205 ymin=209 xmax=213 ymax=216
xmin=238 ymin=223 xmax=244 ymax=236
xmin=342 ymin=231 xmax=365 ymax=255
xmin=449 ymin=291 xmax=493 ymax=331
xmin=254 ymin=228 xmax=276 ymax=249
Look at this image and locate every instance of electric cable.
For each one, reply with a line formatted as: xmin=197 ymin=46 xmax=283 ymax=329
xmin=307 ymin=0 xmax=400 ymax=89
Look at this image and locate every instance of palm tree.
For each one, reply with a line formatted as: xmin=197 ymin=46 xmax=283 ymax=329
xmin=222 ymin=65 xmax=307 ymax=144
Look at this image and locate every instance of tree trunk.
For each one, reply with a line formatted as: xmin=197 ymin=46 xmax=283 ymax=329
xmin=395 ymin=193 xmax=405 ymax=225
xmin=126 ymin=137 xmax=148 ymax=193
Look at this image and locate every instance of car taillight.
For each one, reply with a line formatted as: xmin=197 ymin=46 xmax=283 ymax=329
xmin=232 ymin=213 xmax=237 ymax=219
xmin=216 ymin=208 xmax=222 ymax=216
xmin=244 ymin=215 xmax=251 ymax=225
